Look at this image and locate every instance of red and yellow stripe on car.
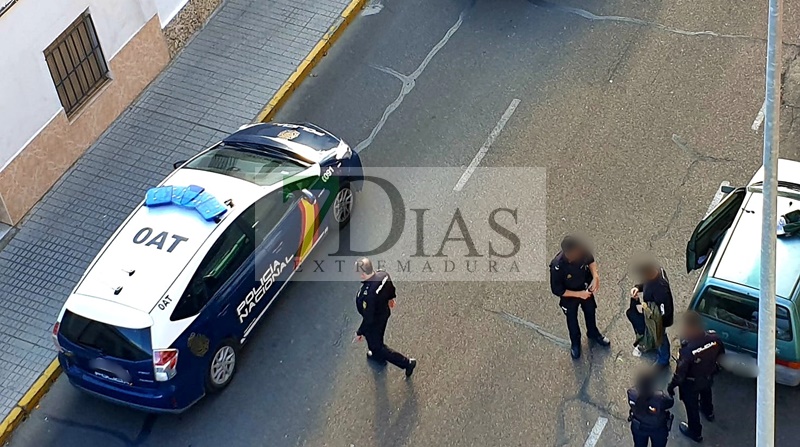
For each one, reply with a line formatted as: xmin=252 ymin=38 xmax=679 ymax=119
xmin=296 ymin=198 xmax=320 ymax=267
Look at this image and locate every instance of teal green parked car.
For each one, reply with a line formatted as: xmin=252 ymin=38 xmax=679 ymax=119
xmin=686 ymin=159 xmax=800 ymax=386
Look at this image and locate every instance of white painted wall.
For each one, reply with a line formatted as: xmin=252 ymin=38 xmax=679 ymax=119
xmin=154 ymin=0 xmax=189 ymax=28
xmin=0 ymin=0 xmax=158 ymax=171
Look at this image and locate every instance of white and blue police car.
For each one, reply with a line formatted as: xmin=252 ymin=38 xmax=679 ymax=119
xmin=52 ymin=122 xmax=363 ymax=412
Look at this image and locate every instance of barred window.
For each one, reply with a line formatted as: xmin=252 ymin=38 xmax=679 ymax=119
xmin=44 ymin=12 xmax=109 ymax=117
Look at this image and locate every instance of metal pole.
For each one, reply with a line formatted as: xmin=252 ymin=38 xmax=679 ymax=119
xmin=757 ymin=0 xmax=782 ymax=443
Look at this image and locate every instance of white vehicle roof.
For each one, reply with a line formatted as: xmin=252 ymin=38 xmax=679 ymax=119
xmin=71 ymin=168 xmax=264 ymax=314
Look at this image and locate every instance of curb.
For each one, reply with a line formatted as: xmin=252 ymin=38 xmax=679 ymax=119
xmin=0 ymin=2 xmax=366 ymax=445
xmin=0 ymin=360 xmax=61 ymax=444
xmin=255 ymin=0 xmax=368 ymax=123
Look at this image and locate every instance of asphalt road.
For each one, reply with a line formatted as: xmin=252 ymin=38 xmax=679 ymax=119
xmin=9 ymin=0 xmax=800 ymax=446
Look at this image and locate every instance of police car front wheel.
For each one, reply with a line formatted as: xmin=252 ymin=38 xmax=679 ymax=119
xmin=333 ymin=185 xmax=354 ymax=228
xmin=206 ymin=339 xmax=238 ymax=392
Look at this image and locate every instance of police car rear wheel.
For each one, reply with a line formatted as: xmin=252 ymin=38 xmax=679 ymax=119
xmin=206 ymin=339 xmax=238 ymax=392
xmin=333 ymin=185 xmax=354 ymax=228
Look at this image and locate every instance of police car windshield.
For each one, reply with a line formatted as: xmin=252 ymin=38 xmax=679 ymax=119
xmin=184 ymin=144 xmax=308 ymax=186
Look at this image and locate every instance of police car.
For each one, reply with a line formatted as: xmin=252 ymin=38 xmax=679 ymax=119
xmin=52 ymin=122 xmax=363 ymax=412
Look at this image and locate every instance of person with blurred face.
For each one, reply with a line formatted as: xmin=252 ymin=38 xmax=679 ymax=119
xmin=629 ymin=259 xmax=674 ymax=369
xmin=668 ymin=311 xmax=725 ymax=443
xmin=549 ymin=236 xmax=610 ymax=359
xmin=627 ymin=368 xmax=674 ymax=447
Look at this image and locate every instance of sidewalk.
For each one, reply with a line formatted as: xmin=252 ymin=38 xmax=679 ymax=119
xmin=0 ymin=0 xmax=358 ymax=426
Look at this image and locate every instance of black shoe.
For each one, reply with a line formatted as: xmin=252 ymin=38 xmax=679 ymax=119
xmin=405 ymin=359 xmax=417 ymax=377
xmin=591 ymin=334 xmax=611 ymax=347
xmin=679 ymin=422 xmax=703 ymax=443
xmin=703 ymin=412 xmax=715 ymax=422
xmin=570 ymin=345 xmax=581 ymax=359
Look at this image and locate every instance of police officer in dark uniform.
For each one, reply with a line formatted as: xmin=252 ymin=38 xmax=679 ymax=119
xmin=667 ymin=311 xmax=725 ymax=443
xmin=549 ymin=236 xmax=610 ymax=359
xmin=628 ymin=369 xmax=674 ymax=447
xmin=355 ymin=258 xmax=417 ymax=377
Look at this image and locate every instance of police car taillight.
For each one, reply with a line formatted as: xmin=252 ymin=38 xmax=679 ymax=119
xmin=52 ymin=322 xmax=62 ymax=352
xmin=153 ymin=349 xmax=178 ymax=381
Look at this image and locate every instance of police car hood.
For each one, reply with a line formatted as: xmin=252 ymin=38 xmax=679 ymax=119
xmin=73 ymin=169 xmax=263 ymax=314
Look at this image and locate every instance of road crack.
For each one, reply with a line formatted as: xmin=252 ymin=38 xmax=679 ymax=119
xmin=527 ymin=0 xmax=800 ymax=47
xmin=648 ymin=135 xmax=737 ymax=249
xmin=355 ymin=0 xmax=476 ymax=153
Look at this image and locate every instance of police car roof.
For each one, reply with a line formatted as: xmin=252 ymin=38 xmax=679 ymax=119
xmin=71 ymin=168 xmax=265 ymax=314
xmin=223 ymin=127 xmax=325 ymax=165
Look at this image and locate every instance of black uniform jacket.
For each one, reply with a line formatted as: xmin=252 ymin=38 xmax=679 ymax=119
xmin=549 ymin=251 xmax=595 ymax=308
xmin=356 ymin=270 xmax=397 ymax=336
xmin=627 ymin=388 xmax=674 ymax=430
xmin=669 ymin=331 xmax=726 ymax=391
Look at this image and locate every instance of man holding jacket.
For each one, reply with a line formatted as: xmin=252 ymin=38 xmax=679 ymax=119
xmin=630 ymin=259 xmax=675 ymax=370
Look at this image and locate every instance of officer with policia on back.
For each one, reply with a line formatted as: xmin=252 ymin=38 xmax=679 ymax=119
xmin=354 ymin=257 xmax=417 ymax=377
xmin=667 ymin=311 xmax=725 ymax=443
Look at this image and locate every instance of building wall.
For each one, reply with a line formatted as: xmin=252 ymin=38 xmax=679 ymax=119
xmin=154 ymin=0 xmax=189 ymax=27
xmin=0 ymin=0 xmax=171 ymax=224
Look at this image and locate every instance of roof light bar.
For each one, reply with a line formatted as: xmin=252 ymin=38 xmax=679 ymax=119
xmin=144 ymin=185 xmax=227 ymax=222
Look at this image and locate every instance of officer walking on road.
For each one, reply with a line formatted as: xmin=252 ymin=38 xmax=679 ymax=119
xmin=354 ymin=258 xmax=417 ymax=377
xmin=549 ymin=236 xmax=611 ymax=359
xmin=629 ymin=259 xmax=675 ymax=369
xmin=628 ymin=369 xmax=674 ymax=447
xmin=667 ymin=311 xmax=725 ymax=443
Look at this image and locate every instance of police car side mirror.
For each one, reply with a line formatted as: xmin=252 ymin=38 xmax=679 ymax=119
xmin=173 ymin=160 xmax=188 ymax=170
xmin=720 ymin=185 xmax=736 ymax=194
xmin=300 ymin=189 xmax=316 ymax=204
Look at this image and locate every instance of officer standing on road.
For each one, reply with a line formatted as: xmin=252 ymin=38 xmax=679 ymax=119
xmin=549 ymin=236 xmax=611 ymax=359
xmin=630 ymin=259 xmax=675 ymax=369
xmin=628 ymin=369 xmax=674 ymax=447
xmin=667 ymin=311 xmax=725 ymax=443
xmin=354 ymin=257 xmax=417 ymax=377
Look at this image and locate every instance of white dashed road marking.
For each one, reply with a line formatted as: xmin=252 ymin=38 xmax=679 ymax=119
xmin=362 ymin=0 xmax=383 ymax=16
xmin=583 ymin=417 xmax=608 ymax=447
xmin=752 ymin=99 xmax=767 ymax=131
xmin=453 ymin=99 xmax=521 ymax=191
xmin=705 ymin=181 xmax=731 ymax=218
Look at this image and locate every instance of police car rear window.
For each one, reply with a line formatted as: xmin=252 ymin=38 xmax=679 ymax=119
xmin=60 ymin=310 xmax=153 ymax=361
xmin=696 ymin=287 xmax=793 ymax=341
xmin=184 ymin=145 xmax=307 ymax=186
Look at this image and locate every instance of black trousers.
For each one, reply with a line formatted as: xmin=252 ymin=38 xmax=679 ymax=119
xmin=560 ymin=296 xmax=600 ymax=346
xmin=679 ymin=381 xmax=714 ymax=437
xmin=364 ymin=318 xmax=411 ymax=369
xmin=627 ymin=304 xmax=646 ymax=336
xmin=631 ymin=425 xmax=668 ymax=447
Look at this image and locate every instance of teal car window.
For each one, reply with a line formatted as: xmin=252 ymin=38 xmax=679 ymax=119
xmin=696 ymin=287 xmax=793 ymax=341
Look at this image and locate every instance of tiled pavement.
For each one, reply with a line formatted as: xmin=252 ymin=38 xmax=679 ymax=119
xmin=0 ymin=0 xmax=352 ymax=419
